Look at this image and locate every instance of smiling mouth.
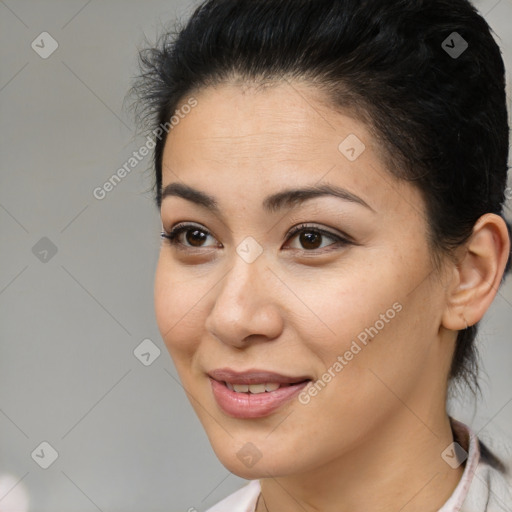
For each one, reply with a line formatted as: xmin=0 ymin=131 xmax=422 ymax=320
xmin=207 ymin=368 xmax=313 ymax=418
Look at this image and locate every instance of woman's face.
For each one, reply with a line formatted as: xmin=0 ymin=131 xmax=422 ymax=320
xmin=154 ymin=82 xmax=455 ymax=478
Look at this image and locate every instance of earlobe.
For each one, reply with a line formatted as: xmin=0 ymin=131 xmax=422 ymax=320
xmin=441 ymin=213 xmax=511 ymax=332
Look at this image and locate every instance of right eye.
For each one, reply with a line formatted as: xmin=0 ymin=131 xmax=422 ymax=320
xmin=160 ymin=222 xmax=221 ymax=249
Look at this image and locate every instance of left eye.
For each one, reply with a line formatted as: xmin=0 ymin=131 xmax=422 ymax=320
xmin=285 ymin=224 xmax=347 ymax=251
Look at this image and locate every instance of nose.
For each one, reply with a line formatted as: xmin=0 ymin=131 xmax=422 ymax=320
xmin=204 ymin=252 xmax=284 ymax=348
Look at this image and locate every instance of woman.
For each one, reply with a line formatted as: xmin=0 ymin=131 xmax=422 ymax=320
xmin=132 ymin=0 xmax=512 ymax=510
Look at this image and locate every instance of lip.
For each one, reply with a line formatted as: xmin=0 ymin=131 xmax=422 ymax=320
xmin=208 ymin=368 xmax=311 ymax=385
xmin=208 ymin=368 xmax=311 ymax=419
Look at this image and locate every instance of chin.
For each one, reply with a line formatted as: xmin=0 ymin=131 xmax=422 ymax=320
xmin=208 ymin=434 xmax=302 ymax=480
xmin=217 ymin=454 xmax=289 ymax=480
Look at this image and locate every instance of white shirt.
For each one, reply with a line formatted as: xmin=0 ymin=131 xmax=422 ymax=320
xmin=205 ymin=420 xmax=512 ymax=512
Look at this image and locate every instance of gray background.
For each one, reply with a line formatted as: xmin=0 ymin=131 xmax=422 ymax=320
xmin=0 ymin=1 xmax=511 ymax=511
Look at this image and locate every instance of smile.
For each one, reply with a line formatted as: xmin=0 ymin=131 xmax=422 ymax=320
xmin=208 ymin=368 xmax=311 ymax=418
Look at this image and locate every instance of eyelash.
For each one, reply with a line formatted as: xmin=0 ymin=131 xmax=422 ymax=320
xmin=160 ymin=222 xmax=352 ymax=253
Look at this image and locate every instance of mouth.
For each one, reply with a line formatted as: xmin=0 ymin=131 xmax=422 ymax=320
xmin=207 ymin=368 xmax=312 ymax=418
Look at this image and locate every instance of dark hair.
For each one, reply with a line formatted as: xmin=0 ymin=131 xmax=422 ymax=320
xmin=132 ymin=0 xmax=511 ymax=395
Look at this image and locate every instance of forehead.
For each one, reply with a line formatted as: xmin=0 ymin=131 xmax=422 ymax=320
xmin=165 ymin=82 xmax=371 ymax=163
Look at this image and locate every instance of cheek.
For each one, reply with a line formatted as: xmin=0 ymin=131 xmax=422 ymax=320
xmin=301 ymin=264 xmax=401 ymax=353
xmin=307 ymin=254 xmax=433 ymax=385
xmin=154 ymin=255 xmax=207 ymax=360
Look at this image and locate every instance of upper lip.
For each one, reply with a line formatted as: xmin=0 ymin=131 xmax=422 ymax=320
xmin=208 ymin=368 xmax=312 ymax=385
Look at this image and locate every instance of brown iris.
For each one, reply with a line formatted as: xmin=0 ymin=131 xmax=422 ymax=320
xmin=186 ymin=229 xmax=208 ymax=247
xmin=299 ymin=231 xmax=322 ymax=250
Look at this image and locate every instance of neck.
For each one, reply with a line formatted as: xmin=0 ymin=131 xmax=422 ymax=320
xmin=257 ymin=410 xmax=464 ymax=512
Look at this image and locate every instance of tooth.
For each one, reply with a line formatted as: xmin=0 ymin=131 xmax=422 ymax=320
xmin=248 ymin=384 xmax=266 ymax=394
xmin=229 ymin=382 xmax=283 ymax=393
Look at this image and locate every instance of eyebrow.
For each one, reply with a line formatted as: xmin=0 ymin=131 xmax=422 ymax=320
xmin=161 ymin=182 xmax=375 ymax=214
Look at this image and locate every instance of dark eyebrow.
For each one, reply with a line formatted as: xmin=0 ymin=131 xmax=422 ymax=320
xmin=161 ymin=182 xmax=375 ymax=214
xmin=263 ymin=183 xmax=375 ymax=213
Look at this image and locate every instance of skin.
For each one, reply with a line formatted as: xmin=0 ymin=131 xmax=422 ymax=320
xmin=154 ymin=81 xmax=510 ymax=512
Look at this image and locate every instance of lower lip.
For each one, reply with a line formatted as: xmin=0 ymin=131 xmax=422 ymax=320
xmin=209 ymin=378 xmax=309 ymax=419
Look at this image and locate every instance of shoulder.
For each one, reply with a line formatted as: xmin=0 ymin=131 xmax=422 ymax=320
xmin=204 ymin=480 xmax=261 ymax=512
xmin=462 ymin=451 xmax=512 ymax=512
xmin=448 ymin=418 xmax=512 ymax=512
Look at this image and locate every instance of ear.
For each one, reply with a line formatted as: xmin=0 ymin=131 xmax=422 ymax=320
xmin=441 ymin=213 xmax=511 ymax=331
